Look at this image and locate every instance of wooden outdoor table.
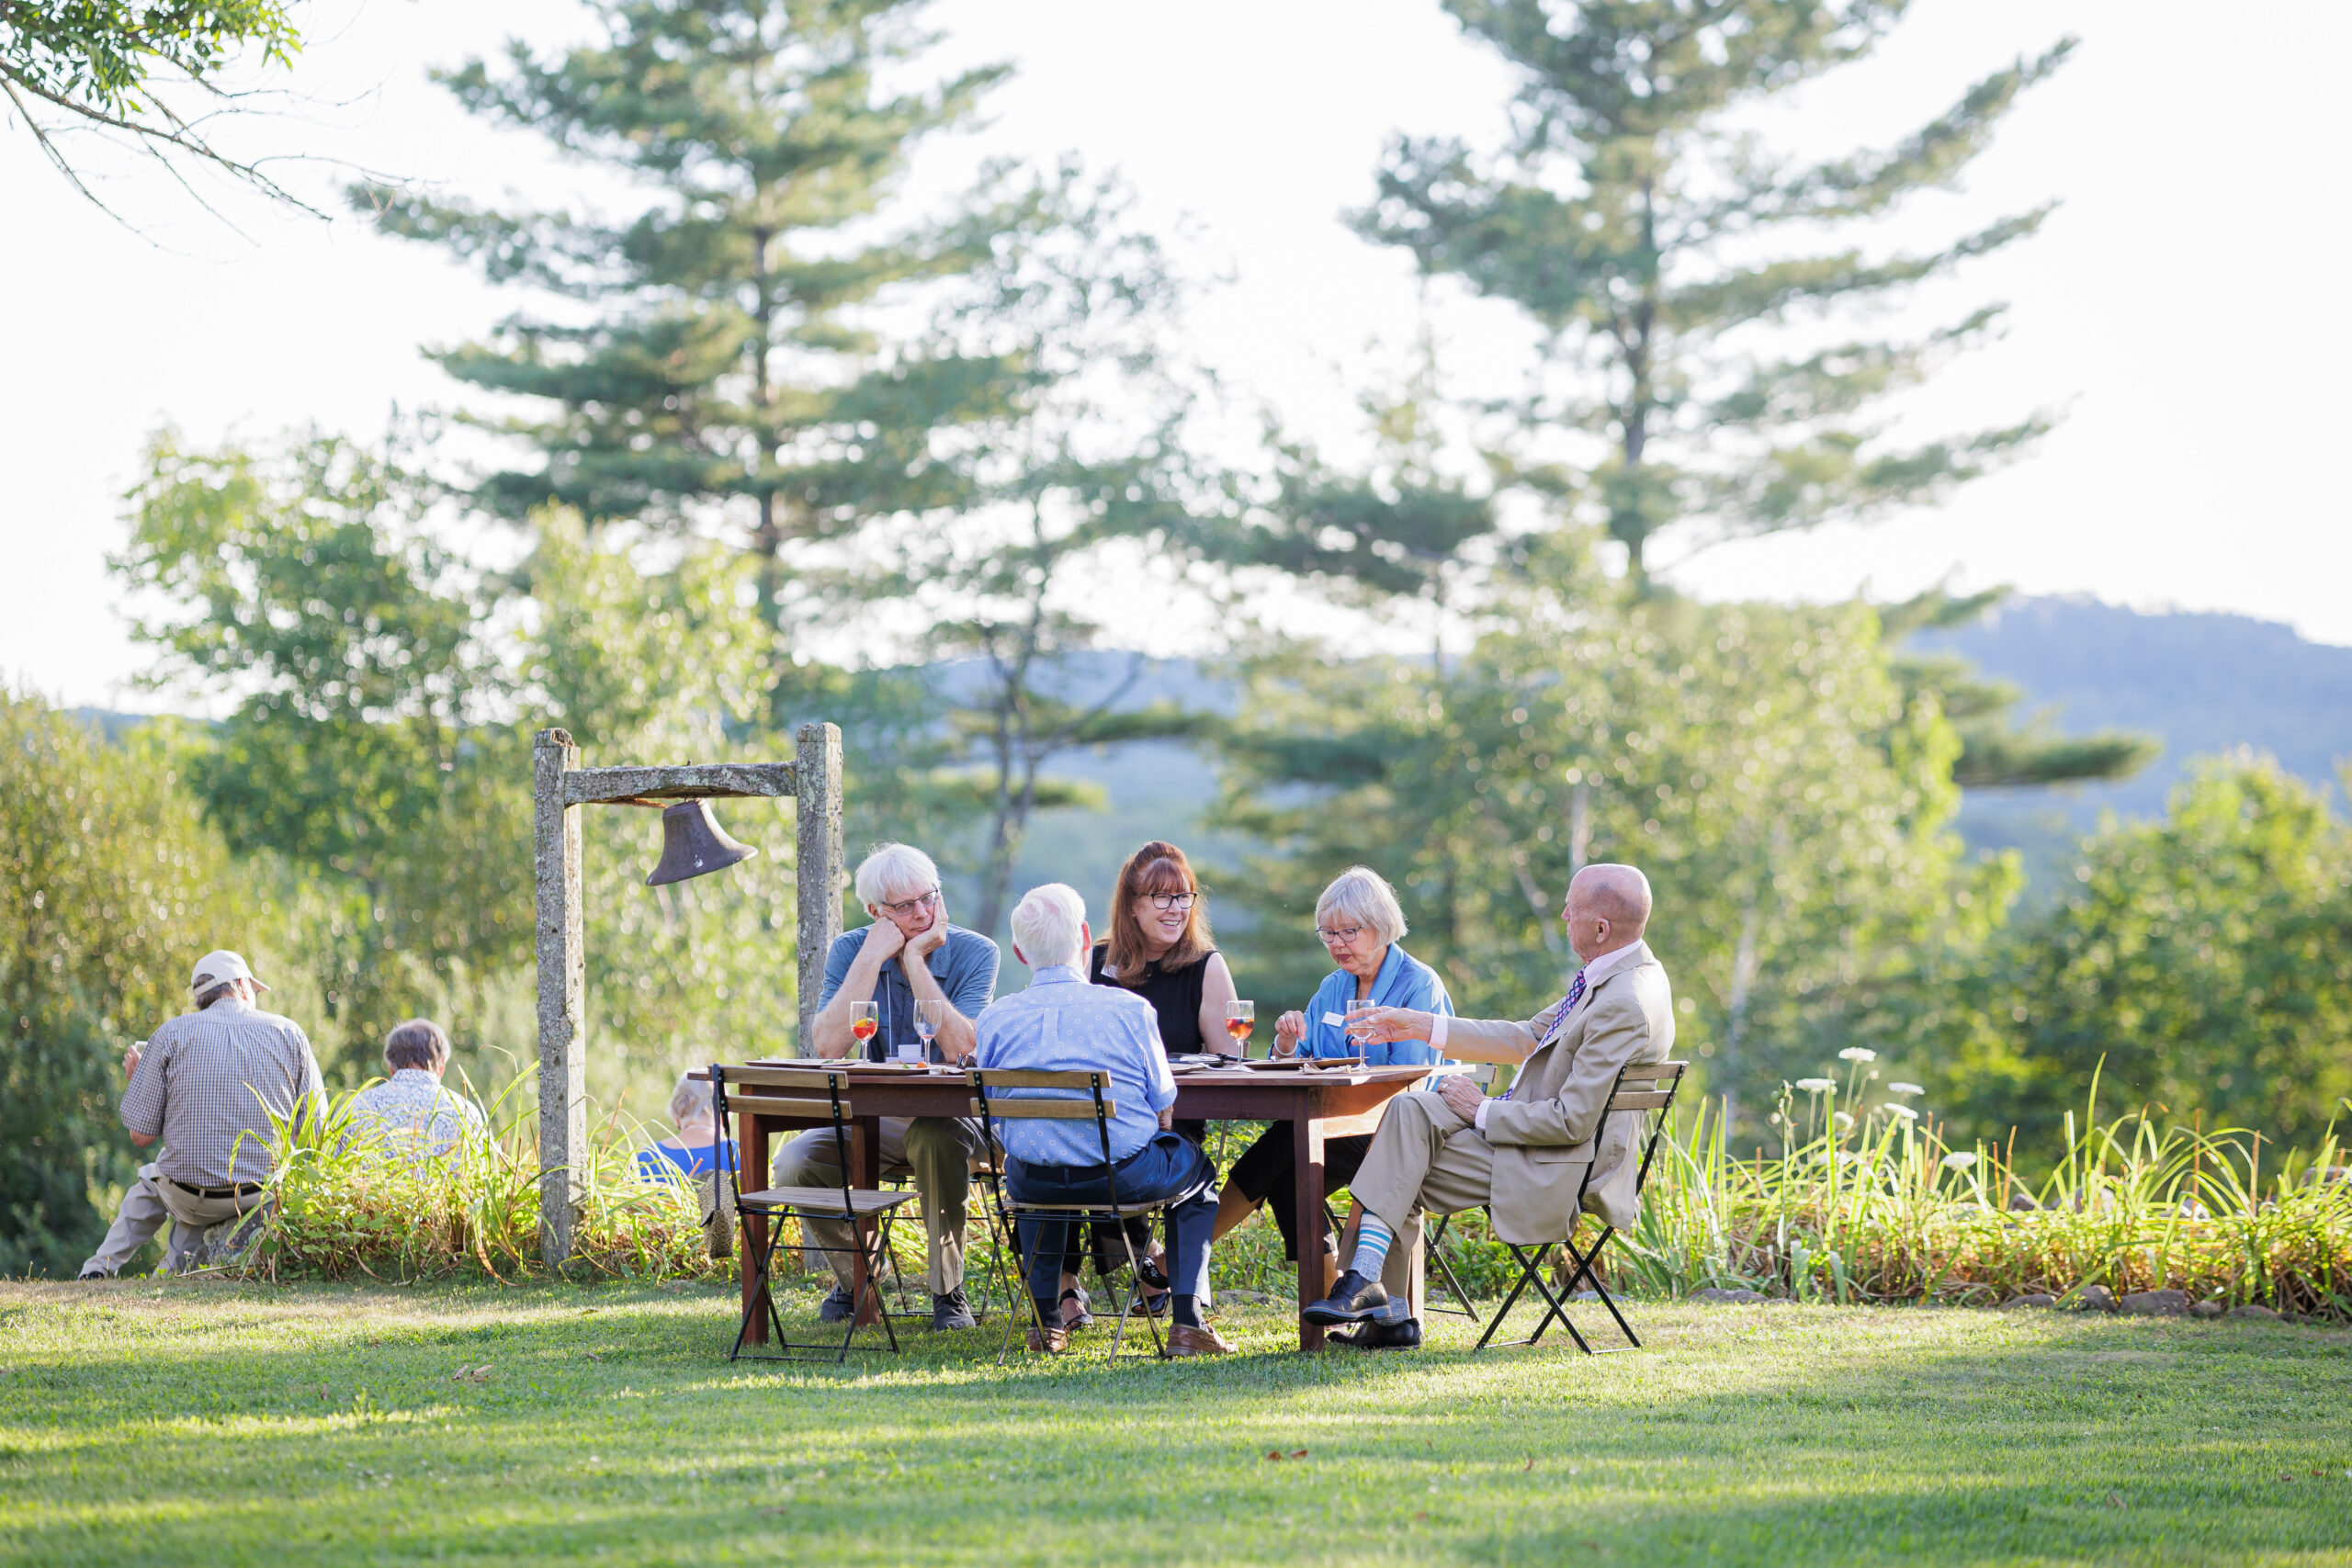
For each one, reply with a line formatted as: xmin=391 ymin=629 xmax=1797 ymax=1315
xmin=711 ymin=1060 xmax=1431 ymax=1353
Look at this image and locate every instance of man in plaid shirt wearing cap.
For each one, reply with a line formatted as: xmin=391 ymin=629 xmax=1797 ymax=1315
xmin=80 ymin=949 xmax=326 ymax=1278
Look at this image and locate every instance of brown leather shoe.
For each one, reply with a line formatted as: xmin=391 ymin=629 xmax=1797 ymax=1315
xmin=1166 ymin=1323 xmax=1237 ymax=1358
xmin=1025 ymin=1325 xmax=1070 ymax=1355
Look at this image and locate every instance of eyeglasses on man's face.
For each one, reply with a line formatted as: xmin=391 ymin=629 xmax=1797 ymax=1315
xmin=876 ymin=888 xmax=941 ymax=917
xmin=1317 ymin=923 xmax=1368 ymax=946
xmin=1143 ymin=892 xmax=1197 ymax=912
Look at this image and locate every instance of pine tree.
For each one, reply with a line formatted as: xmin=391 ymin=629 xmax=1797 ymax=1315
xmin=1359 ymin=1 xmax=2070 ymax=584
xmin=354 ymin=0 xmax=1018 ymax=626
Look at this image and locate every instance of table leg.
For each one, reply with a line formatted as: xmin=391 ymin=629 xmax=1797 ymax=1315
xmin=1294 ymin=1104 xmax=1326 ymax=1352
xmin=851 ymin=1116 xmax=884 ymax=1327
xmin=740 ymin=1111 xmax=772 ymax=1346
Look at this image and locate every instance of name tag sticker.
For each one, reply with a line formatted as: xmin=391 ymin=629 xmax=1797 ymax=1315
xmin=1322 ymin=1011 xmax=1346 ymax=1028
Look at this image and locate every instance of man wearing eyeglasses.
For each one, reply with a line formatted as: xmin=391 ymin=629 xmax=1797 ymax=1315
xmin=772 ymin=841 xmax=1001 ymax=1330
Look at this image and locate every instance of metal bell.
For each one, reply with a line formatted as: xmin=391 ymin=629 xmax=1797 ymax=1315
xmin=645 ymin=799 xmax=758 ymax=886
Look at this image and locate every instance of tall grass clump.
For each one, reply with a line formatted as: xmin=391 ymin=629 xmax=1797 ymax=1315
xmin=232 ymin=1068 xmax=728 ymax=1283
xmin=1608 ymin=1055 xmax=2350 ymax=1318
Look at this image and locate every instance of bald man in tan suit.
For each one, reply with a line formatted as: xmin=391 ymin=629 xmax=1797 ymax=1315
xmin=1304 ymin=863 xmax=1673 ymax=1348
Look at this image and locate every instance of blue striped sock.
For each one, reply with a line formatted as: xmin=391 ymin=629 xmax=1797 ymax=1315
xmin=1351 ymin=1213 xmax=1396 ymax=1280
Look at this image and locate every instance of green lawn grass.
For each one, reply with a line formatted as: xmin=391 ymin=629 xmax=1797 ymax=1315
xmin=2 ymin=1279 xmax=2346 ymax=1566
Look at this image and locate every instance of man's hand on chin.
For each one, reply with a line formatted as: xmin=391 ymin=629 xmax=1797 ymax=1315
xmin=863 ymin=917 xmax=908 ymax=961
xmin=1437 ymin=1074 xmax=1485 ymax=1124
xmin=903 ymin=902 xmax=951 ymax=962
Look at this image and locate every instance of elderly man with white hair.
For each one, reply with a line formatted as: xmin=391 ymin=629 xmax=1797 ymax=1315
xmin=974 ymin=883 xmax=1231 ymax=1357
xmin=1303 ymin=863 xmax=1674 ymax=1350
xmin=772 ymin=841 xmax=1001 ymax=1331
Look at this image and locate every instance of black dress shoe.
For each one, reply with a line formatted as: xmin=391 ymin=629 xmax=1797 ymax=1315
xmin=930 ymin=1290 xmax=977 ymax=1331
xmin=1303 ymin=1269 xmax=1397 ymax=1325
xmin=816 ymin=1284 xmax=857 ymax=1323
xmin=1329 ymin=1315 xmax=1422 ymax=1350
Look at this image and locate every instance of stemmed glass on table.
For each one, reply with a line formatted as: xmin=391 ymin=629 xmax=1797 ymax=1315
xmin=912 ymin=998 xmax=947 ymax=1065
xmin=1343 ymin=998 xmax=1379 ymax=1057
xmin=849 ymin=999 xmax=880 ymax=1059
xmin=1223 ymin=999 xmax=1254 ymax=1061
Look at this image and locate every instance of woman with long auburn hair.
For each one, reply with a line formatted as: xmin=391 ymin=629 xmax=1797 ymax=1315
xmin=1089 ymin=840 xmax=1238 ymax=1067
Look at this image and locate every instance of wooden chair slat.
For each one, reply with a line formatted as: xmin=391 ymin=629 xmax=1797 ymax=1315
xmin=718 ymin=1066 xmax=844 ymax=1090
xmin=726 ymin=1093 xmax=846 ymax=1119
xmin=736 ymin=1186 xmax=919 ymax=1215
xmin=968 ymin=1069 xmax=1106 ymax=1089
xmin=971 ymin=1098 xmax=1114 ymax=1120
xmin=1607 ymin=1089 xmax=1676 ymax=1111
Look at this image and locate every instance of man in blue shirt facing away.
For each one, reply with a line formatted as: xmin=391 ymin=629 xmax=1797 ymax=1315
xmin=772 ymin=842 xmax=1001 ymax=1331
xmin=975 ymin=883 xmax=1230 ymax=1358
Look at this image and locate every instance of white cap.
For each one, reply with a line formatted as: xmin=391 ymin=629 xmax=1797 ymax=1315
xmin=189 ymin=949 xmax=269 ymax=996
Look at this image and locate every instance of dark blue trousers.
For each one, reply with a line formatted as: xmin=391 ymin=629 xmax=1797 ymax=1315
xmin=1005 ymin=1133 xmax=1216 ymax=1303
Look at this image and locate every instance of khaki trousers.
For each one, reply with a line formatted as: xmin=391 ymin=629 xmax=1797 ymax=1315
xmin=772 ymin=1116 xmax=982 ymax=1296
xmin=1344 ymin=1090 xmax=1498 ymax=1296
xmin=82 ymin=1164 xmax=264 ymax=1276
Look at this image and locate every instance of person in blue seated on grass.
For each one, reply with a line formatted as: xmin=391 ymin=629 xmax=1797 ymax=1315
xmin=1305 ymin=863 xmax=1673 ymax=1350
xmin=1210 ymin=866 xmax=1453 ymax=1300
xmin=974 ymin=882 xmax=1232 ymax=1358
xmin=636 ymin=1071 xmax=736 ymax=1180
xmin=772 ymin=841 xmax=1001 ymax=1333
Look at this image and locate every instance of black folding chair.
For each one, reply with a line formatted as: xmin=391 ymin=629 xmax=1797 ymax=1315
xmin=1476 ymin=1059 xmax=1687 ymax=1354
xmin=969 ymin=1068 xmax=1209 ymax=1364
xmin=711 ymin=1064 xmax=920 ymax=1364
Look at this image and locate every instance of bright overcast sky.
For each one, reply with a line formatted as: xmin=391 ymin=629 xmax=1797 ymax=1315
xmin=6 ymin=0 xmax=2349 ymax=710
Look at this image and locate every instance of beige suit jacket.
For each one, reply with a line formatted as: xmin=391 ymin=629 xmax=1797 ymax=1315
xmin=1447 ymin=949 xmax=1674 ymax=1240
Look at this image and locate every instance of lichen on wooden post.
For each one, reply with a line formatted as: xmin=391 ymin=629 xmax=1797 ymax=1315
xmin=795 ymin=723 xmax=844 ymax=1055
xmin=533 ymin=728 xmax=586 ymax=1269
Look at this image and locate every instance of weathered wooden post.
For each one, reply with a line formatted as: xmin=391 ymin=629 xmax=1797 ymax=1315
xmin=794 ymin=722 xmax=844 ymax=1048
xmin=534 ymin=728 xmax=587 ymax=1268
xmin=531 ymin=724 xmax=845 ymax=1269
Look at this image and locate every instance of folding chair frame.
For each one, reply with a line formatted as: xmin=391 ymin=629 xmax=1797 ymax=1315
xmin=1476 ymin=1060 xmax=1687 ymax=1354
xmin=869 ymin=1121 xmax=1015 ymax=1328
xmin=970 ymin=1069 xmax=1208 ymax=1366
xmin=712 ymin=1065 xmax=919 ymax=1365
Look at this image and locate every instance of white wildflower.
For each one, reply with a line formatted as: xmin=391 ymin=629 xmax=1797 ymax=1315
xmin=1796 ymin=1077 xmax=1836 ymax=1093
xmin=1883 ymin=1103 xmax=1918 ymax=1122
xmin=1887 ymin=1081 xmax=1925 ymax=1097
xmin=1832 ymin=1111 xmax=1855 ymax=1133
xmin=1838 ymin=1047 xmax=1877 ymax=1063
xmin=1941 ymin=1152 xmax=1978 ymax=1170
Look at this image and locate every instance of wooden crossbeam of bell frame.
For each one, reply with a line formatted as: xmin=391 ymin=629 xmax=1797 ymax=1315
xmin=531 ymin=723 xmax=844 ymax=1269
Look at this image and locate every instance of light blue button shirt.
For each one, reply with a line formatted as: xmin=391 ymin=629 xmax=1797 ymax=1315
xmin=973 ymin=965 xmax=1177 ymax=1166
xmin=1297 ymin=942 xmax=1454 ymax=1065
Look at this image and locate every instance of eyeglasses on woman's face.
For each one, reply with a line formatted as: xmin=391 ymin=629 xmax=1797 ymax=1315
xmin=876 ymin=888 xmax=941 ymax=918
xmin=1142 ymin=892 xmax=1197 ymax=913
xmin=1317 ymin=923 xmax=1368 ymax=946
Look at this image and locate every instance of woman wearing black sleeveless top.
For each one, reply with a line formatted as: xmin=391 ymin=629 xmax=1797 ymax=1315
xmin=1059 ymin=840 xmax=1236 ymax=1321
xmin=1089 ymin=839 xmax=1238 ymax=1142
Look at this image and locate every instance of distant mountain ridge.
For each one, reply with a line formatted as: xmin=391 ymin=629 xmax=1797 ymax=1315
xmin=1906 ymin=595 xmax=2352 ymax=893
xmin=74 ymin=597 xmax=2352 ymax=914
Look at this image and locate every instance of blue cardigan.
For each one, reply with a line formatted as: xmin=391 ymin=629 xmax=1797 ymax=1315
xmin=1296 ymin=942 xmax=1454 ymax=1065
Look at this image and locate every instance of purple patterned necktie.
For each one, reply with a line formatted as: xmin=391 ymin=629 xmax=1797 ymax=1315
xmin=1508 ymin=967 xmax=1588 ymax=1100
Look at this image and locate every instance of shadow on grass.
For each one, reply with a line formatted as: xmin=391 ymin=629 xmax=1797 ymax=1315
xmin=3 ymin=1282 xmax=2348 ymax=1566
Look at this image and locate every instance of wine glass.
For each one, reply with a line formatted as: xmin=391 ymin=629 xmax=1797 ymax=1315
xmin=849 ymin=999 xmax=879 ymax=1058
xmin=913 ymin=998 xmax=947 ymax=1065
xmin=1343 ymin=998 xmax=1379 ymax=1056
xmin=1223 ymin=999 xmax=1255 ymax=1060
